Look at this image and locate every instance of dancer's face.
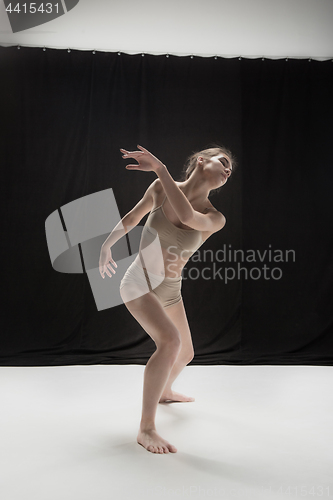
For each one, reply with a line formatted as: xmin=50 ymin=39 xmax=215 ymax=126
xmin=199 ymin=154 xmax=233 ymax=188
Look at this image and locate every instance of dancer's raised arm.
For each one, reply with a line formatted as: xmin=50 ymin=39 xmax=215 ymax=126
xmin=121 ymin=145 xmax=225 ymax=233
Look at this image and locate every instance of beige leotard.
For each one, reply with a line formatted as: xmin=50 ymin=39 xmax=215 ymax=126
xmin=143 ymin=195 xmax=204 ymax=261
xmin=120 ymin=195 xmax=205 ymax=308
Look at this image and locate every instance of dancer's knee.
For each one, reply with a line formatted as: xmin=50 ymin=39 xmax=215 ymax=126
xmin=158 ymin=330 xmax=182 ymax=358
xmin=180 ymin=349 xmax=194 ymax=365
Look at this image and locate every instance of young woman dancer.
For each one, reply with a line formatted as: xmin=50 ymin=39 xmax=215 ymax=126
xmin=99 ymin=145 xmax=234 ymax=454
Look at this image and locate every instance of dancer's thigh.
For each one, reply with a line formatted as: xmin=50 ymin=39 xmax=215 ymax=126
xmin=164 ymin=299 xmax=194 ymax=359
xmin=120 ymin=288 xmax=182 ymax=349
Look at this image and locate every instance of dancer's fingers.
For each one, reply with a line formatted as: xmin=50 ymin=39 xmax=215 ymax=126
xmin=104 ymin=266 xmax=113 ymax=278
xmin=125 ymin=164 xmax=140 ymax=169
xmin=137 ymin=145 xmax=150 ymax=154
xmin=106 ymin=263 xmax=116 ymax=274
xmin=120 ymin=148 xmax=144 ymax=156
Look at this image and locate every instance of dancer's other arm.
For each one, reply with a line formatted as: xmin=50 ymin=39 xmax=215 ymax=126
xmin=99 ymin=180 xmax=156 ymax=278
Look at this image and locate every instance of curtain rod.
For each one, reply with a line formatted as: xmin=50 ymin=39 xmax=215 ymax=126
xmin=1 ymin=45 xmax=332 ymax=62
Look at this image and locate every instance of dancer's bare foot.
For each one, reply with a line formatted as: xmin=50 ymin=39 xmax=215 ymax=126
xmin=137 ymin=429 xmax=177 ymax=454
xmin=159 ymin=391 xmax=195 ymax=403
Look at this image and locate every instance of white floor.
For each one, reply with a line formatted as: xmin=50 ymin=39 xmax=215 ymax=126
xmin=0 ymin=364 xmax=332 ymax=500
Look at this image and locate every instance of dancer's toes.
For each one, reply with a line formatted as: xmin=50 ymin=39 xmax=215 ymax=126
xmin=137 ymin=429 xmax=177 ymax=454
xmin=167 ymin=443 xmax=177 ymax=453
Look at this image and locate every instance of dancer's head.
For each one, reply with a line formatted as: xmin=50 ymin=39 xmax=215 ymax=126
xmin=180 ymin=145 xmax=237 ymax=195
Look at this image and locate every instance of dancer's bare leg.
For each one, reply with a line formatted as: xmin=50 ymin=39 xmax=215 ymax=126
xmin=159 ymin=299 xmax=195 ymax=403
xmin=121 ymin=287 xmax=182 ymax=454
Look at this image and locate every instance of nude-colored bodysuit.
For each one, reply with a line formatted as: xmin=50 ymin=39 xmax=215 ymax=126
xmin=144 ymin=195 xmax=204 ymax=260
xmin=120 ymin=195 xmax=205 ymax=308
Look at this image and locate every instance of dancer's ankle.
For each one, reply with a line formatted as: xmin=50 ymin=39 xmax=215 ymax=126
xmin=139 ymin=420 xmax=156 ymax=432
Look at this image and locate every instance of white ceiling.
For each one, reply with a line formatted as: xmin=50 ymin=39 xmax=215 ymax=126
xmin=0 ymin=0 xmax=332 ymax=60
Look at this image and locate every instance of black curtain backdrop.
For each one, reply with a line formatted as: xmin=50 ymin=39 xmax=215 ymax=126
xmin=1 ymin=47 xmax=332 ymax=366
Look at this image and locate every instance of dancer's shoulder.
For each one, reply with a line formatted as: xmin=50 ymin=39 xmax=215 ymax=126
xmin=149 ymin=178 xmax=163 ymax=194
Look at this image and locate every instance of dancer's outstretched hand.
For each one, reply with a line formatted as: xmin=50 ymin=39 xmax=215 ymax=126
xmin=99 ymin=245 xmax=117 ymax=279
xmin=120 ymin=145 xmax=165 ymax=174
